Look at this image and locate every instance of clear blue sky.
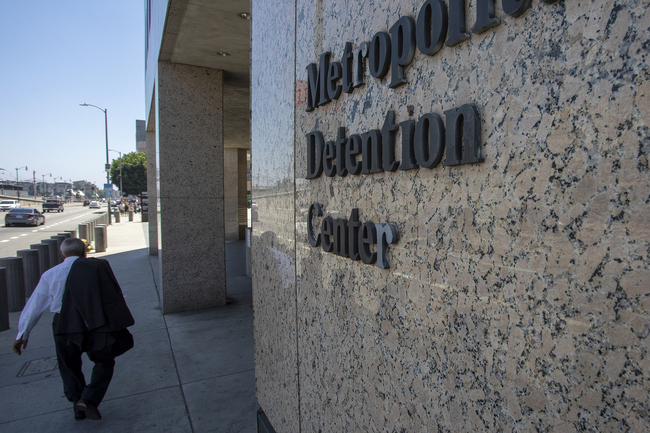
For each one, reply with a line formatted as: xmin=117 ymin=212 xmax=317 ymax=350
xmin=0 ymin=1 xmax=145 ymax=188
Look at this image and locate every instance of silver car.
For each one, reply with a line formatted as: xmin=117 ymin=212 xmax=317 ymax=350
xmin=4 ymin=208 xmax=45 ymax=227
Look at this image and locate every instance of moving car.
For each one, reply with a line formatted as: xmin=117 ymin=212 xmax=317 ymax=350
xmin=42 ymin=198 xmax=64 ymax=213
xmin=89 ymin=201 xmax=101 ymax=209
xmin=5 ymin=208 xmax=45 ymax=227
xmin=0 ymin=200 xmax=20 ymax=211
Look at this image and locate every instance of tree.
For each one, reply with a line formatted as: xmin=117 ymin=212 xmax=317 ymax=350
xmin=110 ymin=152 xmax=147 ymax=196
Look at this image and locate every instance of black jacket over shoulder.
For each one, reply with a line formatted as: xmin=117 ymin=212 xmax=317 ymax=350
xmin=54 ymin=258 xmax=134 ymax=351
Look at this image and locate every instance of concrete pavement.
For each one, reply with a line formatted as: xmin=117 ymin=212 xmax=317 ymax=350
xmin=0 ymin=218 xmax=258 ymax=432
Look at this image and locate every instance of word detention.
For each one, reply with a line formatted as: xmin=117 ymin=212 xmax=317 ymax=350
xmin=304 ymin=0 xmax=557 ymax=268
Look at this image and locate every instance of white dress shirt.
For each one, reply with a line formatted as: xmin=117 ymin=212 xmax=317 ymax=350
xmin=16 ymin=255 xmax=80 ymax=341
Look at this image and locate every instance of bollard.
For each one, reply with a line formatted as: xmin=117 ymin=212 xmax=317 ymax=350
xmin=114 ymin=210 xmax=121 ymax=223
xmin=89 ymin=220 xmax=95 ymax=242
xmin=41 ymin=239 xmax=59 ymax=267
xmin=79 ymin=223 xmax=89 ymax=243
xmin=17 ymin=250 xmax=40 ymax=298
xmin=58 ymin=232 xmax=71 ymax=239
xmin=30 ymin=243 xmax=50 ymax=275
xmin=97 ymin=224 xmax=107 ymax=248
xmin=0 ymin=268 xmax=9 ymax=331
xmin=51 ymin=235 xmax=67 ymax=263
xmin=0 ymin=257 xmax=25 ymax=312
xmin=64 ymin=229 xmax=77 ymax=238
xmin=128 ymin=210 xmax=134 ymax=222
xmin=94 ymin=225 xmax=107 ymax=253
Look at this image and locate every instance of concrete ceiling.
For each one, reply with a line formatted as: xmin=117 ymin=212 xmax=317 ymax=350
xmin=161 ymin=0 xmax=251 ymax=150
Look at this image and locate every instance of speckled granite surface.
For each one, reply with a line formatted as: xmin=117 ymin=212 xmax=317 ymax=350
xmin=251 ymin=0 xmax=301 ymax=432
xmin=253 ymin=0 xmax=650 ymax=431
xmin=156 ymin=62 xmax=227 ymax=314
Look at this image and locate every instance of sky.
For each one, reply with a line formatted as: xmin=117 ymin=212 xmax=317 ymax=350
xmin=0 ymin=1 xmax=145 ymax=188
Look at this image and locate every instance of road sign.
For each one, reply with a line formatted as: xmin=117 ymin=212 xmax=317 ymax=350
xmin=104 ymin=189 xmax=113 ymax=198
xmin=104 ymin=184 xmax=113 ymax=190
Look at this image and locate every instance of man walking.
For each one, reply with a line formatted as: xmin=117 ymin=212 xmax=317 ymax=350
xmin=12 ymin=237 xmax=134 ymax=421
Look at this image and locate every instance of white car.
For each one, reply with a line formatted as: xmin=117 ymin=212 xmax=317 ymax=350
xmin=0 ymin=200 xmax=20 ymax=211
xmin=89 ymin=201 xmax=101 ymax=209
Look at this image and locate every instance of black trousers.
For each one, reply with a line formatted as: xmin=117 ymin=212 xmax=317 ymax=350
xmin=52 ymin=314 xmax=115 ymax=407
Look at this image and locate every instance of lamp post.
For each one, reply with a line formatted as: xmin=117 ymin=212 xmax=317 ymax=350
xmin=80 ymin=103 xmax=111 ymax=224
xmin=15 ymin=166 xmax=27 ymax=199
xmin=42 ymin=173 xmax=52 ymax=196
xmin=53 ymin=176 xmax=62 ymax=198
xmin=108 ymin=149 xmax=122 ymax=198
xmin=65 ymin=179 xmax=73 ymax=202
xmin=0 ymin=168 xmax=6 ymax=195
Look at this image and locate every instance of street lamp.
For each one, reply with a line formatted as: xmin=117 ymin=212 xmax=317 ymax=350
xmin=15 ymin=166 xmax=27 ymax=199
xmin=0 ymin=168 xmax=6 ymax=195
xmin=108 ymin=149 xmax=122 ymax=198
xmin=80 ymin=103 xmax=111 ymax=224
xmin=42 ymin=173 xmax=52 ymax=196
xmin=66 ymin=179 xmax=73 ymax=202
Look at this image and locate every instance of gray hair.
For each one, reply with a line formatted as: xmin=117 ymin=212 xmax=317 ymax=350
xmin=60 ymin=238 xmax=86 ymax=257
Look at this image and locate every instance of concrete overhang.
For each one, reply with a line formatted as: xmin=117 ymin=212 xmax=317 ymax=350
xmin=161 ymin=0 xmax=251 ymax=150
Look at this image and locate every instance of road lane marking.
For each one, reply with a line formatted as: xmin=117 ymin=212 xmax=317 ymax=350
xmin=10 ymin=237 xmax=18 ymax=239
xmin=20 ymin=234 xmax=27 ymax=236
xmin=1 ymin=240 xmax=8 ymax=243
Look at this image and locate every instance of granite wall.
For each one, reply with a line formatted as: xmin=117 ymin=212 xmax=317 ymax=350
xmin=253 ymin=0 xmax=650 ymax=431
xmin=251 ymin=0 xmax=300 ymax=431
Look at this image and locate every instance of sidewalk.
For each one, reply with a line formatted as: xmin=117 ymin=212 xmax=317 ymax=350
xmin=0 ymin=219 xmax=258 ymax=432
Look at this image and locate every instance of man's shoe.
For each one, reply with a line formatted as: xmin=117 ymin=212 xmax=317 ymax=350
xmin=74 ymin=408 xmax=86 ymax=421
xmin=74 ymin=400 xmax=102 ymax=420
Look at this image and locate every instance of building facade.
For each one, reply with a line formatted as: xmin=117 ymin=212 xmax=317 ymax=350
xmin=144 ymin=0 xmax=250 ymax=313
xmin=148 ymin=0 xmax=650 ymax=431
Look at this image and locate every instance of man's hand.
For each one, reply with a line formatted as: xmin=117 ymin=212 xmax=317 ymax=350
xmin=13 ymin=339 xmax=27 ymax=355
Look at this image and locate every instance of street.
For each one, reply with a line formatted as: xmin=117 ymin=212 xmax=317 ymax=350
xmin=0 ymin=203 xmax=105 ymax=259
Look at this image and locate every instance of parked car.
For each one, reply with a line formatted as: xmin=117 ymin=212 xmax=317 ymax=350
xmin=89 ymin=201 xmax=101 ymax=209
xmin=5 ymin=208 xmax=45 ymax=227
xmin=83 ymin=200 xmax=90 ymax=206
xmin=0 ymin=200 xmax=20 ymax=211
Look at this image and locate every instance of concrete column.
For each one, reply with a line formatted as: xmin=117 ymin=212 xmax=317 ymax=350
xmin=129 ymin=210 xmax=134 ymax=221
xmin=224 ymin=149 xmax=239 ymax=241
xmin=98 ymin=224 xmax=107 ymax=248
xmin=238 ymin=149 xmax=248 ymax=240
xmin=64 ymin=229 xmax=77 ymax=238
xmin=78 ymin=223 xmax=89 ymax=243
xmin=0 ymin=268 xmax=8 ymax=332
xmin=30 ymin=243 xmax=50 ymax=275
xmin=17 ymin=250 xmax=39 ymax=298
xmin=156 ymin=61 xmax=226 ymax=313
xmin=41 ymin=239 xmax=59 ymax=268
xmin=114 ymin=210 xmax=121 ymax=223
xmin=246 ymin=227 xmax=252 ymax=277
xmin=88 ymin=220 xmax=95 ymax=241
xmin=225 ymin=148 xmax=248 ymax=241
xmin=146 ymin=129 xmax=158 ymax=255
xmin=94 ymin=225 xmax=107 ymax=253
xmin=0 ymin=257 xmax=25 ymax=312
xmin=51 ymin=235 xmax=66 ymax=264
